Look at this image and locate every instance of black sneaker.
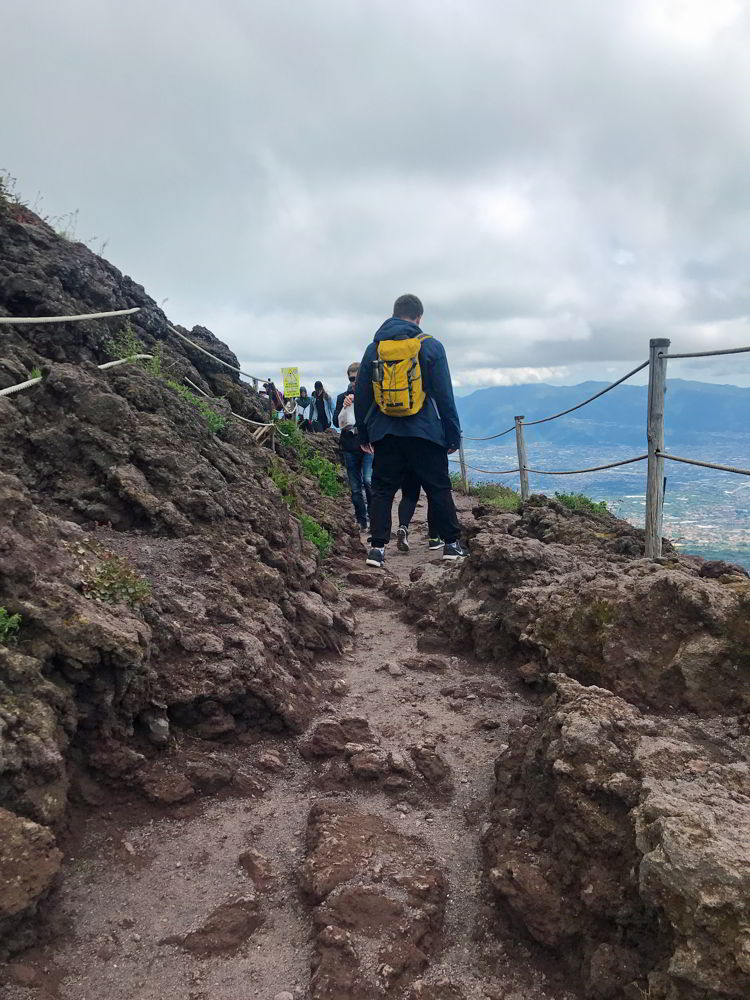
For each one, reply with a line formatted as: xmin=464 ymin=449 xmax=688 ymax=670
xmin=396 ymin=526 xmax=410 ymax=552
xmin=428 ymin=537 xmax=444 ymax=550
xmin=443 ymin=541 xmax=468 ymax=561
xmin=366 ymin=546 xmax=386 ymax=568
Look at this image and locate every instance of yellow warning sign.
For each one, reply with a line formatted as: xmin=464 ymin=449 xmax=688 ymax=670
xmin=281 ymin=367 xmax=300 ymax=396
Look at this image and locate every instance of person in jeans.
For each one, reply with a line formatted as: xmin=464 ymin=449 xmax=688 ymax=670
xmin=353 ymin=293 xmax=466 ymax=567
xmin=311 ymin=381 xmax=333 ymax=431
xmin=333 ymin=362 xmax=372 ymax=530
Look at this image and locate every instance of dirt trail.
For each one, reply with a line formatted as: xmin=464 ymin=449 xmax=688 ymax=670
xmin=4 ymin=498 xmax=580 ymax=1000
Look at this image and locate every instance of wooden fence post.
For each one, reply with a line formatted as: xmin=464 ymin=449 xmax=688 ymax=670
xmin=515 ymin=416 xmax=529 ymax=501
xmin=458 ymin=434 xmax=469 ymax=495
xmin=645 ymin=337 xmax=670 ymax=558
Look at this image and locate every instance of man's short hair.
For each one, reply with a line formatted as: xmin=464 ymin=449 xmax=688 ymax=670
xmin=347 ymin=362 xmax=360 ymax=376
xmin=393 ymin=294 xmax=423 ymax=321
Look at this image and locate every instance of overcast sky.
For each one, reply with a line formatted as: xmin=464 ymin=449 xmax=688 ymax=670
xmin=4 ymin=0 xmax=750 ymax=392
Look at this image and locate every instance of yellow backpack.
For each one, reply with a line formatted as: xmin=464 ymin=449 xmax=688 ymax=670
xmin=371 ymin=334 xmax=432 ymax=417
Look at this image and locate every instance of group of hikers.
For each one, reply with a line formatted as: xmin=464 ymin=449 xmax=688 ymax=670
xmin=277 ymin=293 xmax=466 ymax=568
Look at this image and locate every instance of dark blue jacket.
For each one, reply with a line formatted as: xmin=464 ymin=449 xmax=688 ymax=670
xmin=353 ymin=317 xmax=461 ymax=450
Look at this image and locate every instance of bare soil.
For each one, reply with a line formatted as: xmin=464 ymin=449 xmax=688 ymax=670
xmin=2 ymin=497 xmax=581 ymax=1000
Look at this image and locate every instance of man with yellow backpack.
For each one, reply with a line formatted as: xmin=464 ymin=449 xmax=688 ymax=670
xmin=353 ymin=293 xmax=466 ymax=568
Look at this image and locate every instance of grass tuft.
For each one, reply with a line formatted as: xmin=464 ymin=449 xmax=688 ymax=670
xmin=554 ymin=492 xmax=609 ymax=515
xmin=276 ymin=421 xmax=344 ymax=497
xmin=300 ymin=514 xmax=332 ymax=558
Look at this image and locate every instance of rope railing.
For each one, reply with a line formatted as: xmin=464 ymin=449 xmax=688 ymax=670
xmin=658 ymin=452 xmax=750 ymax=477
xmin=660 ymin=346 xmax=750 ymax=360
xmin=526 ymin=454 xmax=648 ymax=475
xmin=0 ymin=307 xmax=141 ymax=324
xmin=523 ymin=360 xmax=650 ymax=426
xmin=463 ymin=424 xmax=516 ymax=442
xmin=449 ymin=458 xmax=520 ymax=475
xmin=167 ymin=325 xmax=267 ymax=385
xmin=458 ymin=335 xmax=749 ymax=560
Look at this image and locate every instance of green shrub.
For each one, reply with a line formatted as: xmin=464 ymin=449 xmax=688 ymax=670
xmin=0 ymin=608 xmax=22 ymax=644
xmin=29 ymin=366 xmax=42 ymax=380
xmin=83 ymin=553 xmax=151 ymax=607
xmin=275 ymin=421 xmax=343 ymax=497
xmin=275 ymin=420 xmax=305 ymax=451
xmin=451 ymin=473 xmax=521 ymax=511
xmin=269 ymin=460 xmax=297 ymax=506
xmin=104 ymin=322 xmax=144 ymax=360
xmin=300 ymin=514 xmax=332 ymax=559
xmin=302 ymin=452 xmax=343 ymax=498
xmin=165 ymin=379 xmax=226 ymax=433
xmin=554 ymin=492 xmax=609 ymax=515
xmin=486 ymin=491 xmax=522 ymax=513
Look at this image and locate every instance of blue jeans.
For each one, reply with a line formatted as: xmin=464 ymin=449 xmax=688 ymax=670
xmin=343 ymin=450 xmax=373 ymax=526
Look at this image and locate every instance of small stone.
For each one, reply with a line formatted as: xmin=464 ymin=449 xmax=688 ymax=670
xmin=274 ymin=992 xmax=294 ymax=1000
xmin=387 ymin=663 xmax=404 ymax=677
xmin=518 ymin=660 xmax=542 ymax=684
xmin=122 ymin=840 xmax=136 ymax=855
xmin=257 ymin=750 xmax=285 ymax=773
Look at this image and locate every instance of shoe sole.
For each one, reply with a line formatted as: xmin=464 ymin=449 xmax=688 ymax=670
xmin=365 ymin=558 xmax=384 ymax=568
xmin=442 ymin=553 xmax=466 ymax=561
xmin=428 ymin=545 xmax=443 ymax=551
xmin=396 ymin=535 xmax=409 ymax=553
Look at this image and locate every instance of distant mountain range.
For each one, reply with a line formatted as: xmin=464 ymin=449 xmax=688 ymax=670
xmin=455 ymin=379 xmax=750 ymax=447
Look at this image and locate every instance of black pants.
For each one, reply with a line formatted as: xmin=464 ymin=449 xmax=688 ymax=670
xmin=370 ymin=435 xmax=459 ymax=547
xmin=397 ymin=471 xmax=437 ymax=538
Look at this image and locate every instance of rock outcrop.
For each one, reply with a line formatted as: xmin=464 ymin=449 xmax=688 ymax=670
xmin=403 ymin=498 xmax=750 ymax=998
xmin=407 ymin=499 xmax=750 ymax=714
xmin=0 ymin=204 xmax=355 ymax=952
xmin=485 ymin=675 xmax=750 ymax=999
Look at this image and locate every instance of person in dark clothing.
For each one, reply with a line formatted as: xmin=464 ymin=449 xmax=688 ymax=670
xmin=333 ymin=361 xmax=372 ymax=530
xmin=353 ymin=293 xmax=466 ymax=567
xmin=395 ymin=471 xmax=442 ymax=552
xmin=296 ymin=386 xmax=314 ymax=430
xmin=311 ymin=380 xmax=333 ymax=431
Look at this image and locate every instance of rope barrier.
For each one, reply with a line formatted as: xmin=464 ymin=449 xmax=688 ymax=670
xmin=167 ymin=325 xmax=266 ymax=384
xmin=1 ymin=357 xmax=276 ymax=432
xmin=0 ymin=354 xmax=154 ymax=396
xmin=451 ymin=453 xmax=648 ymax=477
xmin=463 ymin=424 xmax=516 ymax=443
xmin=449 ymin=458 xmax=520 ymax=475
xmin=0 ymin=375 xmax=42 ymax=396
xmin=658 ymin=452 xmax=750 ymax=477
xmin=172 ymin=378 xmax=274 ymax=428
xmin=526 ymin=454 xmax=648 ymax=475
xmin=98 ymin=355 xmax=153 ymax=370
xmin=523 ymin=360 xmax=650 ymax=426
xmin=0 ymin=307 xmax=141 ymax=325
xmin=660 ymin=346 xmax=750 ymax=360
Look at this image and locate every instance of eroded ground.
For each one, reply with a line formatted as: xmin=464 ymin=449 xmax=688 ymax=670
xmin=3 ymin=497 xmax=579 ymax=1000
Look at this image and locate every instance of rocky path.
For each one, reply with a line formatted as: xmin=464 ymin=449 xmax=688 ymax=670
xmin=4 ymin=498 xmax=580 ymax=1000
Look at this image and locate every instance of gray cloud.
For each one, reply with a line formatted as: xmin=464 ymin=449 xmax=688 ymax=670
xmin=4 ymin=0 xmax=750 ymax=392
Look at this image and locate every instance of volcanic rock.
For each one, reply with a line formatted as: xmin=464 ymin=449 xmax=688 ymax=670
xmin=301 ymin=802 xmax=447 ymax=999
